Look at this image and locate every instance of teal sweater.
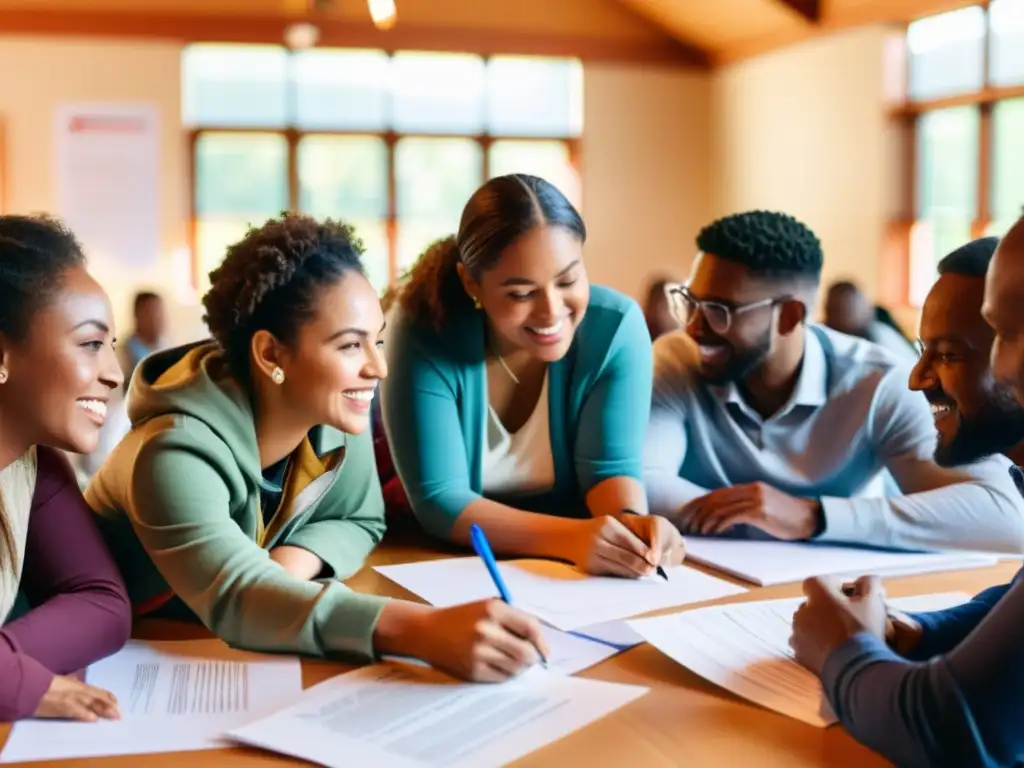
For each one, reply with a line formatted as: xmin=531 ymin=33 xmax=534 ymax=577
xmin=381 ymin=285 xmax=653 ymax=537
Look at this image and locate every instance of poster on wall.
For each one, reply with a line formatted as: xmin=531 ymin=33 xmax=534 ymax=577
xmin=54 ymin=103 xmax=159 ymax=270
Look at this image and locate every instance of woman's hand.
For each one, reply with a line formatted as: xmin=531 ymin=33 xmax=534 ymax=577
xmin=34 ymin=675 xmax=121 ymax=722
xmin=566 ymin=514 xmax=685 ymax=579
xmin=374 ymin=600 xmax=548 ymax=682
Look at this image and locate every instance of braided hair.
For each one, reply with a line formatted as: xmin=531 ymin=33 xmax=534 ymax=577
xmin=202 ymin=213 xmax=366 ymax=382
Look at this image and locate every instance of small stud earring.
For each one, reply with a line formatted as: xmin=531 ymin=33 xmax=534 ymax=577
xmin=472 ymin=297 xmax=481 ymax=310
xmin=0 ymin=370 xmax=7 ymax=384
xmin=271 ymin=367 xmax=285 ymax=385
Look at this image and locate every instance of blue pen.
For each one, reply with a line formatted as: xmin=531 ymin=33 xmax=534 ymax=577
xmin=469 ymin=523 xmax=548 ymax=668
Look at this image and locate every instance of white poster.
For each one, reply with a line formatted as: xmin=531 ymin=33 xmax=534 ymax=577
xmin=54 ymin=103 xmax=160 ymax=269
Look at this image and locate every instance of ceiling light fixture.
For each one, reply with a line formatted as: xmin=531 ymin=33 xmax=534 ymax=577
xmin=284 ymin=21 xmax=320 ymax=49
xmin=368 ymin=0 xmax=397 ymax=30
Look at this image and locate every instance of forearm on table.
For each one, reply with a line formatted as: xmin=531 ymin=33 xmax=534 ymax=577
xmin=585 ymin=476 xmax=647 ymax=516
xmin=449 ymin=499 xmax=586 ymax=561
xmin=372 ymin=600 xmax=434 ymax=658
xmin=644 ymin=474 xmax=710 ymax=522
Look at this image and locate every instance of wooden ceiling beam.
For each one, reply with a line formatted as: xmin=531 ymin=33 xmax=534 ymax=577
xmin=771 ymin=0 xmax=822 ymax=24
xmin=0 ymin=9 xmax=711 ymax=67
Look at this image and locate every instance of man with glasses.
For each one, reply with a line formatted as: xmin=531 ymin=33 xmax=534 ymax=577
xmin=643 ymin=211 xmax=1024 ymax=552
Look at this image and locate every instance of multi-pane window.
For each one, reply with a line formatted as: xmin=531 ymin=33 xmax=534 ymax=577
xmin=184 ymin=45 xmax=583 ymax=293
xmin=903 ymin=1 xmax=1024 ymax=304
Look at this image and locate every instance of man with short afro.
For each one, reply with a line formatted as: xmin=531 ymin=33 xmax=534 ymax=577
xmin=643 ymin=211 xmax=1024 ymax=554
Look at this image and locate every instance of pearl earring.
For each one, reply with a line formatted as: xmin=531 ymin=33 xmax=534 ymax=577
xmin=271 ymin=367 xmax=285 ymax=385
xmin=473 ymin=297 xmax=481 ymax=310
xmin=0 ymin=370 xmax=7 ymax=384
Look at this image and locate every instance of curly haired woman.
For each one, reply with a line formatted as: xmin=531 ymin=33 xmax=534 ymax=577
xmin=380 ymin=174 xmax=684 ymax=576
xmin=87 ymin=214 xmax=547 ymax=682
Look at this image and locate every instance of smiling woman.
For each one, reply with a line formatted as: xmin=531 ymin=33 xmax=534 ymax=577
xmin=380 ymin=175 xmax=684 ymax=575
xmin=85 ymin=213 xmax=549 ymax=682
xmin=0 ymin=214 xmax=132 ymax=723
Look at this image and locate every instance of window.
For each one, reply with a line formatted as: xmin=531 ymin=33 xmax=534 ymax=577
xmin=900 ymin=4 xmax=1024 ymax=304
xmin=186 ymin=45 xmax=583 ymax=292
xmin=907 ymin=6 xmax=986 ymax=101
xmin=991 ymin=98 xmax=1024 ymax=236
xmin=990 ymin=0 xmax=1024 ymax=87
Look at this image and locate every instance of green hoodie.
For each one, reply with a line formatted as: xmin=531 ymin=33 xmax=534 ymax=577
xmin=86 ymin=341 xmax=389 ymax=661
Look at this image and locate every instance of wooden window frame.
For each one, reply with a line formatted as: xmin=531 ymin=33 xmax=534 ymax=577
xmin=890 ymin=0 xmax=1024 ymax=307
xmin=187 ymin=49 xmax=583 ymax=291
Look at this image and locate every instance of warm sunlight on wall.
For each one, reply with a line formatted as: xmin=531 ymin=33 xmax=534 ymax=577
xmin=712 ymin=26 xmax=907 ymax=319
xmin=0 ymin=36 xmax=713 ymax=337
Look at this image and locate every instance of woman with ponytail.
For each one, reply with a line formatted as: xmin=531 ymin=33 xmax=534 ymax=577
xmin=0 ymin=215 xmax=130 ymax=722
xmin=382 ymin=174 xmax=684 ymax=576
xmin=88 ymin=214 xmax=547 ymax=682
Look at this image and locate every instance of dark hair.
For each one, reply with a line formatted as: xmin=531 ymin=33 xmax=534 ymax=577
xmin=0 ymin=214 xmax=86 ymax=570
xmin=827 ymin=280 xmax=861 ymax=296
xmin=0 ymin=214 xmax=87 ymax=342
xmin=202 ymin=213 xmax=366 ymax=381
xmin=937 ymin=236 xmax=1000 ymax=278
xmin=133 ymin=291 xmax=161 ymax=314
xmin=696 ymin=211 xmax=823 ymax=281
xmin=384 ymin=174 xmax=585 ymax=330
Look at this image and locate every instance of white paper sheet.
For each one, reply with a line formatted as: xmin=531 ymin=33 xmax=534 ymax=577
xmin=628 ymin=592 xmax=970 ymax=728
xmin=0 ymin=640 xmax=302 ymax=763
xmin=227 ymin=662 xmax=648 ymax=768
xmin=682 ymin=538 xmax=999 ymax=587
xmin=374 ymin=557 xmax=746 ymax=630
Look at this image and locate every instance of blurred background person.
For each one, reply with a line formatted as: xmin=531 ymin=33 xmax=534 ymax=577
xmin=824 ymin=280 xmax=916 ymax=362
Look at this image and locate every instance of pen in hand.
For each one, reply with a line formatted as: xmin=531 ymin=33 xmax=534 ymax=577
xmin=469 ymin=524 xmax=549 ymax=669
xmin=621 ymin=509 xmax=669 ymax=581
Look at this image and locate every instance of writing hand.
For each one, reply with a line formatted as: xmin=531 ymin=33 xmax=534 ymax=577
xmin=566 ymin=516 xmax=657 ymax=579
xmin=614 ymin=513 xmax=686 ymax=571
xmin=789 ymin=574 xmax=888 ymax=675
xmin=681 ymin=482 xmax=822 ymax=540
xmin=413 ymin=600 xmax=548 ymax=682
xmin=34 ymin=675 xmax=121 ymax=722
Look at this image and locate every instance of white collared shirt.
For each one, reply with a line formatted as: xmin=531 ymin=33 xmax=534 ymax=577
xmin=643 ymin=325 xmax=1024 ymax=554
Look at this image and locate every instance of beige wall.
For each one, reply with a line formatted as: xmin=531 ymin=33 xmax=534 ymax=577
xmin=0 ymin=37 xmax=192 ymax=340
xmin=0 ymin=36 xmax=713 ymax=337
xmin=711 ymin=26 xmax=905 ymax=317
xmin=583 ymin=64 xmax=714 ymax=297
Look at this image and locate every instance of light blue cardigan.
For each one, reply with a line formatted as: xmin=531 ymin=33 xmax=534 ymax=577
xmin=381 ymin=285 xmax=653 ymax=538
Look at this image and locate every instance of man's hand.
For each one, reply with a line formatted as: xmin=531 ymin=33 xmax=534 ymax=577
xmin=680 ymin=482 xmax=823 ymax=540
xmin=789 ymin=575 xmax=888 ymax=675
xmin=885 ymin=608 xmax=924 ymax=656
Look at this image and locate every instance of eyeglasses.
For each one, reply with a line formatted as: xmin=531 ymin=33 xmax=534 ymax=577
xmin=665 ymin=284 xmax=792 ymax=335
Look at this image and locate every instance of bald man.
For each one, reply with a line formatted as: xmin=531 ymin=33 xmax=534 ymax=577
xmin=789 ymin=219 xmax=1024 ymax=768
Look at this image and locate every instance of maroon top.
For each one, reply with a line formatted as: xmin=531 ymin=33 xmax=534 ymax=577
xmin=0 ymin=447 xmax=132 ymax=722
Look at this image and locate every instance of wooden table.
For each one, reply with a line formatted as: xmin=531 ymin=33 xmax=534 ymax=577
xmin=2 ymin=529 xmax=1017 ymax=767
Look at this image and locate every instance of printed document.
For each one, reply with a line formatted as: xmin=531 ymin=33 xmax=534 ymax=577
xmin=683 ymin=538 xmax=999 ymax=587
xmin=228 ymin=662 xmax=648 ymax=768
xmin=0 ymin=639 xmax=302 ymax=763
xmin=374 ymin=557 xmax=746 ymax=631
xmin=628 ymin=592 xmax=969 ymax=727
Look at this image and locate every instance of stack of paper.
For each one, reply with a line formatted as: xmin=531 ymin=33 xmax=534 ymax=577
xmin=227 ymin=663 xmax=649 ymax=768
xmin=628 ymin=592 xmax=969 ymax=727
xmin=0 ymin=639 xmax=303 ymax=763
xmin=682 ymin=537 xmax=999 ymax=587
xmin=374 ymin=557 xmax=747 ymax=630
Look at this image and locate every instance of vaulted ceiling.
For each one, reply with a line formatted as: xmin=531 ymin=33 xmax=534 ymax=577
xmin=0 ymin=0 xmax=980 ymax=65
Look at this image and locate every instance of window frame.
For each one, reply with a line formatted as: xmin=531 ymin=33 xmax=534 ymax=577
xmin=186 ymin=50 xmax=583 ymax=291
xmin=893 ymin=0 xmax=1024 ymax=307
